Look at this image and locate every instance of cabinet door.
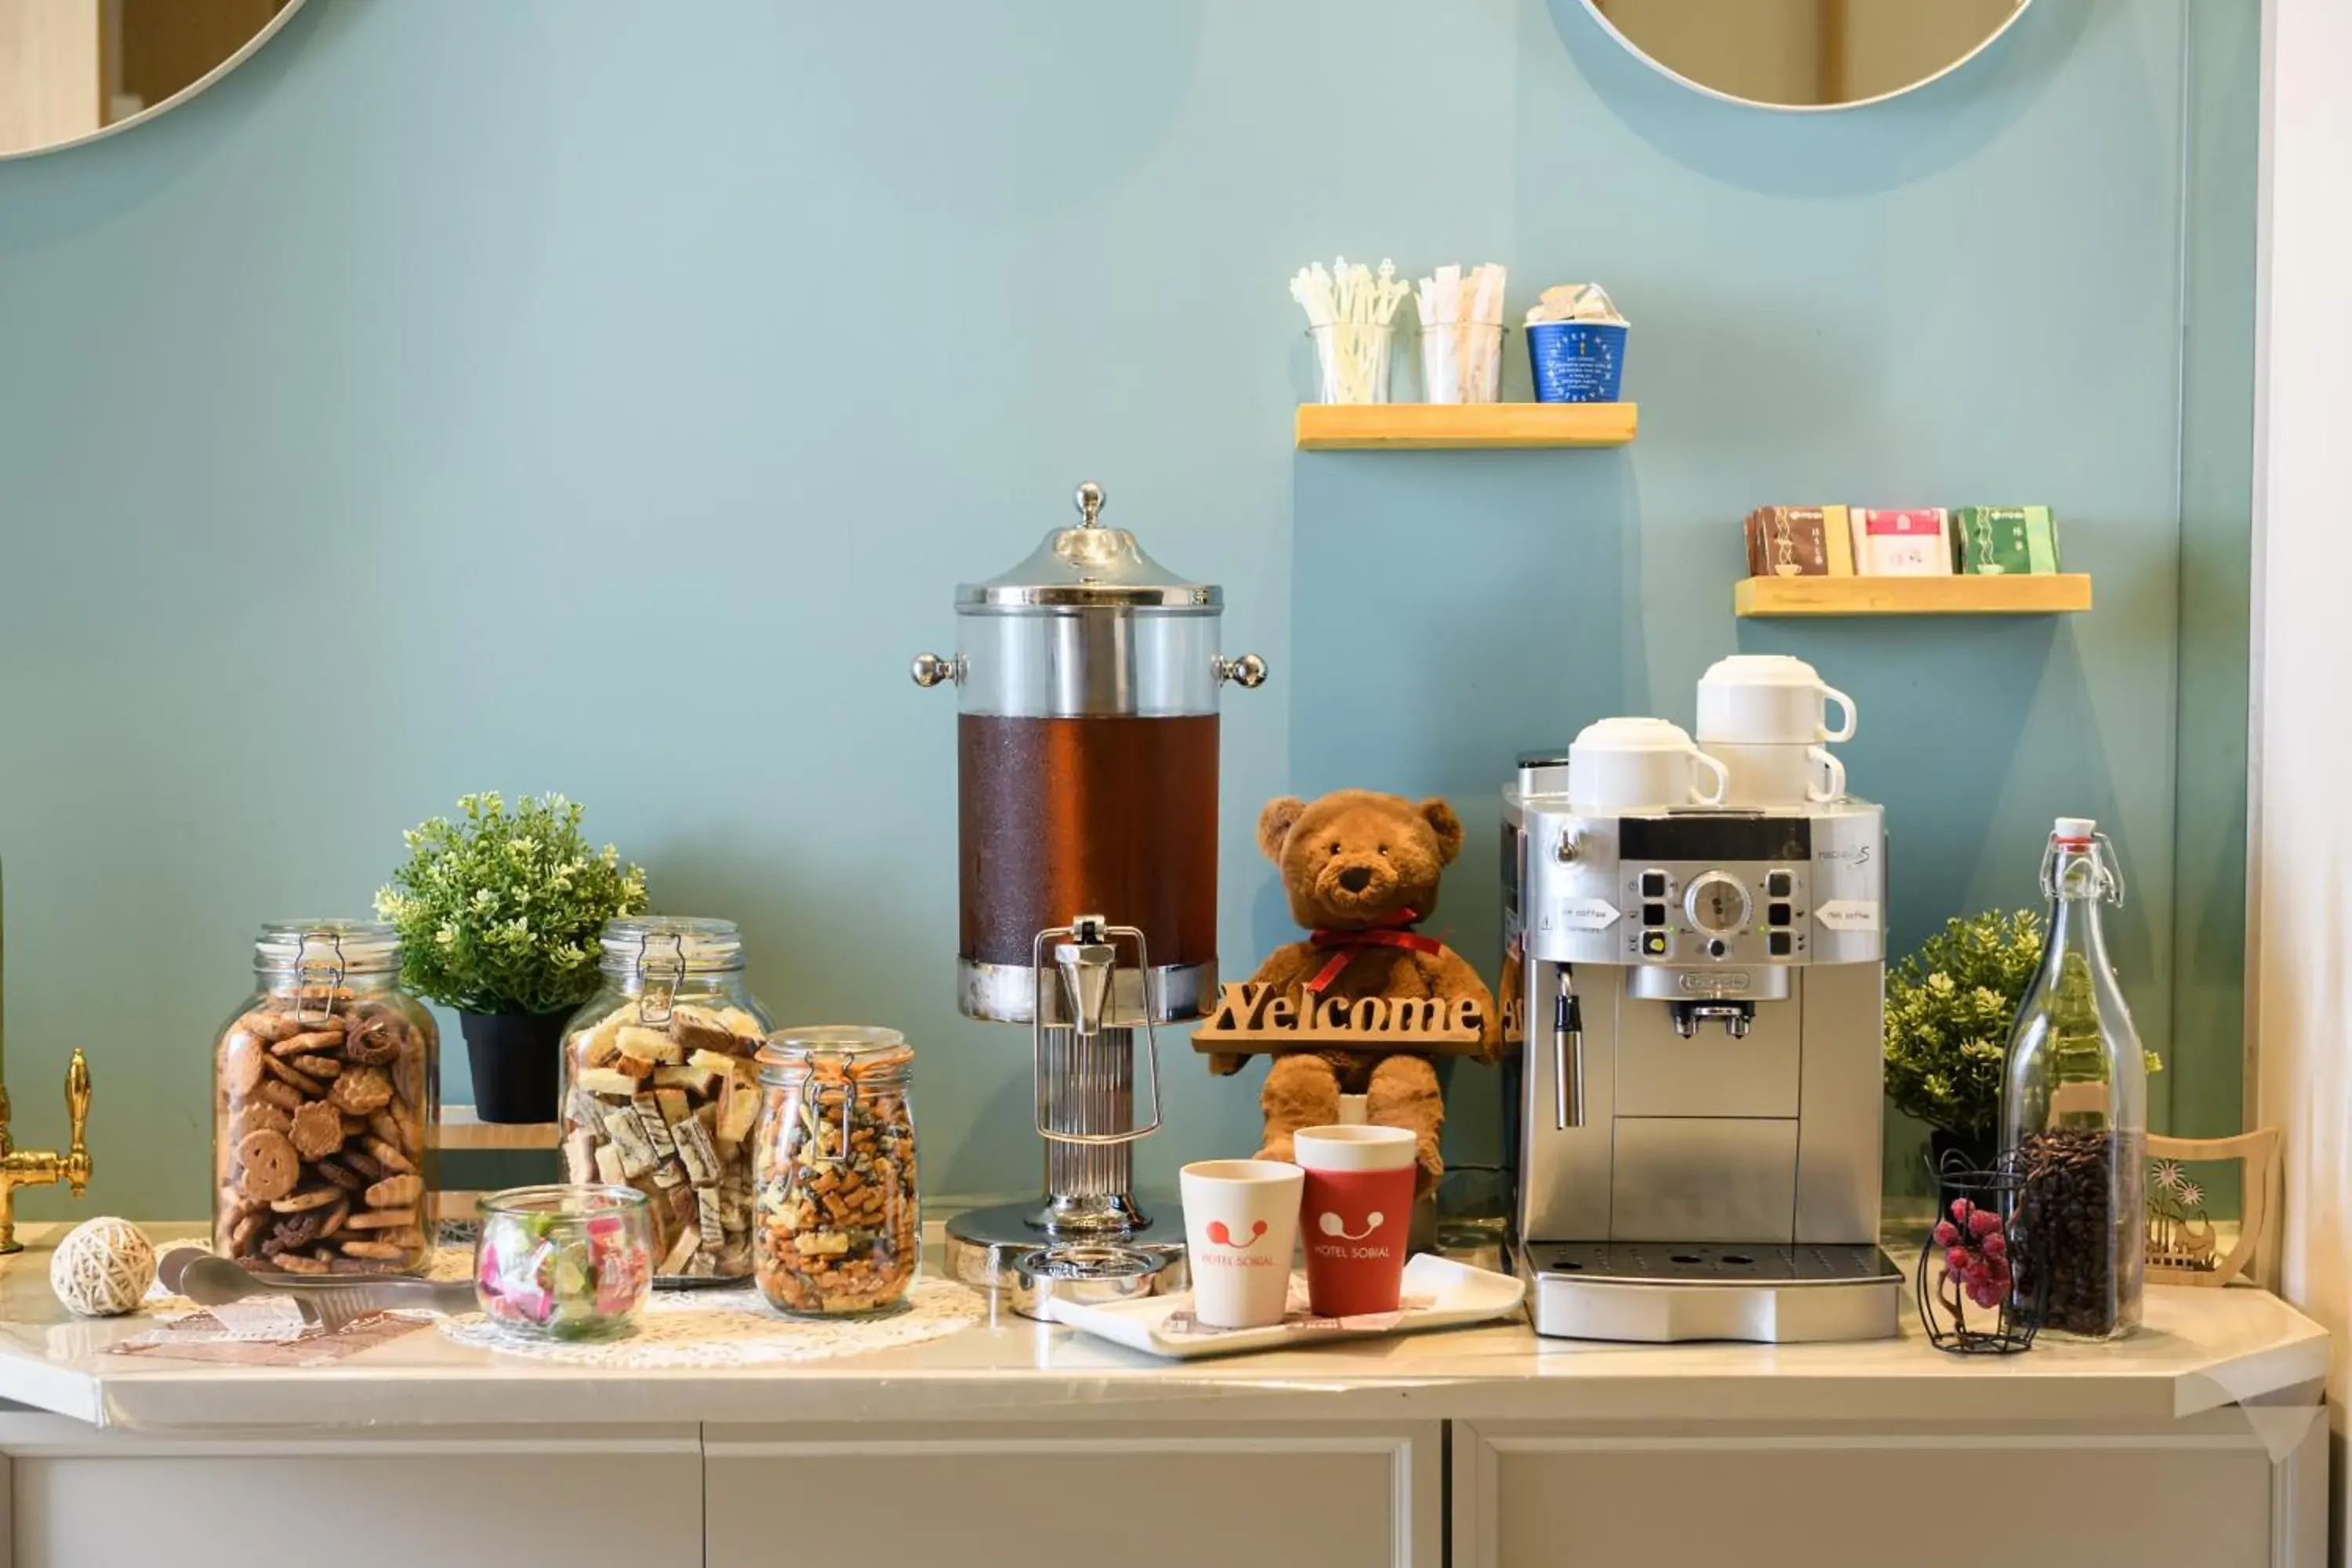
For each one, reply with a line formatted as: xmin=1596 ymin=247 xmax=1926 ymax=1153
xmin=2 ymin=1422 xmax=702 ymax=1568
xmin=1454 ymin=1422 xmax=2288 ymax=1568
xmin=706 ymin=1420 xmax=1441 ymax=1568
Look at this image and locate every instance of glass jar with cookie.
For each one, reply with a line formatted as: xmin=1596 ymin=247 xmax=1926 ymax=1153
xmin=560 ymin=916 xmax=771 ymax=1285
xmin=213 ymin=921 xmax=438 ymax=1279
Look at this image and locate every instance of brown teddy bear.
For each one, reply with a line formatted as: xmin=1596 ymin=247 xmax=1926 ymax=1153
xmin=1208 ymin=789 xmax=1500 ymax=1193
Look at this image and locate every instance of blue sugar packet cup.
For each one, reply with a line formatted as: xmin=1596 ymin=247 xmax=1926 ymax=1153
xmin=1528 ymin=320 xmax=1628 ymax=403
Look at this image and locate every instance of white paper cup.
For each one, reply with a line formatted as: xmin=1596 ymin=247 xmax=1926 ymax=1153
xmin=1179 ymin=1160 xmax=1304 ymax=1329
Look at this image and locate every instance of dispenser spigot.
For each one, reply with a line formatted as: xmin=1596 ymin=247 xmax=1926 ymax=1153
xmin=1055 ymin=914 xmax=1116 ymax=1041
xmin=0 ymin=1049 xmax=96 ymax=1255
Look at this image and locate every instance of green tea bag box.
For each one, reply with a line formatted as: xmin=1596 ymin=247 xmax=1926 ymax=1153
xmin=2025 ymin=506 xmax=2060 ymax=572
xmin=1956 ymin=506 xmax=2060 ymax=573
xmin=1955 ymin=506 xmax=2034 ymax=575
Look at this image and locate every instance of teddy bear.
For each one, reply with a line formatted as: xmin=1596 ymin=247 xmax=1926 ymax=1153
xmin=1207 ymin=789 xmax=1500 ymax=1193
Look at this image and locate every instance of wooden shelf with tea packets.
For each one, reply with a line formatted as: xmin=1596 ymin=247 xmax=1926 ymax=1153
xmin=1736 ymin=574 xmax=2093 ymax=618
xmin=1294 ymin=401 xmax=1637 ymax=450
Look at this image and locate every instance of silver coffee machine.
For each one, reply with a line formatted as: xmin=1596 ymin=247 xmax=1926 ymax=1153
xmin=1502 ymin=754 xmax=1898 ymax=1342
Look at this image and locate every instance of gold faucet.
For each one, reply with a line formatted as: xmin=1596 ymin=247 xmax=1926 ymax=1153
xmin=0 ymin=1051 xmax=93 ymax=1255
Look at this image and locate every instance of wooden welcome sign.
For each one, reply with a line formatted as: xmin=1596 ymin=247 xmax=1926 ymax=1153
xmin=1189 ymin=981 xmax=1490 ymax=1058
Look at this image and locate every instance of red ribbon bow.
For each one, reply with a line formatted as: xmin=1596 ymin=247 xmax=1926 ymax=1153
xmin=1305 ymin=908 xmax=1442 ymax=994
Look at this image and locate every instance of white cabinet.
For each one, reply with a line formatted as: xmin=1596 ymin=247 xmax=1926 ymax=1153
xmin=0 ymin=1419 xmax=702 ymax=1568
xmin=1453 ymin=1409 xmax=2327 ymax=1568
xmin=0 ymin=1404 xmax=2320 ymax=1568
xmin=704 ymin=1420 xmax=1443 ymax=1568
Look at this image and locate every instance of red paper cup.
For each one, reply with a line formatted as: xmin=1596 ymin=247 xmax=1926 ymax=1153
xmin=1294 ymin=1125 xmax=1416 ymax=1316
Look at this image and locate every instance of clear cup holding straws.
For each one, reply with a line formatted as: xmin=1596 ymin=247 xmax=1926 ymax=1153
xmin=1419 ymin=320 xmax=1508 ymax=404
xmin=1308 ymin=321 xmax=1396 ymax=404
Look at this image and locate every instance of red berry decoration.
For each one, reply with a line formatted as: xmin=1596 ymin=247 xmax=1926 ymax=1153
xmin=1935 ymin=1196 xmax=2019 ymax=1331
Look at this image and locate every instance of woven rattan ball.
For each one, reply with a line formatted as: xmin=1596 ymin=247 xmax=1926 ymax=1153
xmin=49 ymin=1216 xmax=156 ymax=1317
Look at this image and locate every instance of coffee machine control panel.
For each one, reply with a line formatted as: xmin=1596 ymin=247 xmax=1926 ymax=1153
xmin=1505 ymin=786 xmax=1886 ymax=970
xmin=1618 ymin=858 xmax=1809 ymax=965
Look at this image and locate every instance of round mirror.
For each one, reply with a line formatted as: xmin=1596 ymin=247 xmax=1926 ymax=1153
xmin=2 ymin=0 xmax=307 ymax=160
xmin=1584 ymin=0 xmax=2027 ymax=111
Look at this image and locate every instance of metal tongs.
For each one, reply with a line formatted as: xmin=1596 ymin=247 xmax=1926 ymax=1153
xmin=158 ymin=1247 xmax=476 ymax=1336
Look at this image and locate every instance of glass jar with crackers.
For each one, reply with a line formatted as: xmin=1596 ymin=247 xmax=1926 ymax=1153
xmin=560 ymin=917 xmax=771 ymax=1285
xmin=213 ymin=921 xmax=438 ymax=1279
xmin=753 ymin=1026 xmax=919 ymax=1317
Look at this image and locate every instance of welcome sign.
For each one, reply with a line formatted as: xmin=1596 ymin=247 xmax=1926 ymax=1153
xmin=1189 ymin=981 xmax=1489 ymax=1057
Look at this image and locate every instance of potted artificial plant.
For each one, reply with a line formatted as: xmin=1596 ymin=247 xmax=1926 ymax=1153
xmin=1882 ymin=910 xmax=2046 ymax=1201
xmin=376 ymin=792 xmax=648 ymax=1123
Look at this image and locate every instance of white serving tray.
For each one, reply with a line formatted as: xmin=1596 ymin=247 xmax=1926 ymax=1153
xmin=1048 ymin=1254 xmax=1526 ymax=1359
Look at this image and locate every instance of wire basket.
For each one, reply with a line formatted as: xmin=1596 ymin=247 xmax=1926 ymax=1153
xmin=1915 ymin=1148 xmax=2045 ymax=1356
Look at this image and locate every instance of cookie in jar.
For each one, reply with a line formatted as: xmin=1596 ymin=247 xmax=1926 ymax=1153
xmin=753 ymin=1027 xmax=918 ymax=1316
xmin=214 ymin=922 xmax=437 ymax=1278
xmin=560 ymin=917 xmax=771 ymax=1283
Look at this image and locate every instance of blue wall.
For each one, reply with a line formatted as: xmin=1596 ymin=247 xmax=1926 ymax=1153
xmin=0 ymin=0 xmax=2252 ymax=1220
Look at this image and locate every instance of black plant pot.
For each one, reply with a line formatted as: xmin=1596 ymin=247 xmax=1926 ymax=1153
xmin=1929 ymin=1127 xmax=1998 ymax=1214
xmin=460 ymin=1010 xmax=570 ymax=1123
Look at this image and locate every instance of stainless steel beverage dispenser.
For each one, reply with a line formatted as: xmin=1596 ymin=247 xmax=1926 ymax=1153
xmin=913 ymin=482 xmax=1264 ymax=1313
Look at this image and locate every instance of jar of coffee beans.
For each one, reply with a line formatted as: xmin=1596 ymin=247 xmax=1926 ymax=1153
xmin=1999 ymin=819 xmax=2148 ymax=1340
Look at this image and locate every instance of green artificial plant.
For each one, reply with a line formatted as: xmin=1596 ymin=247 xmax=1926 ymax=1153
xmin=375 ymin=792 xmax=648 ymax=1017
xmin=1884 ymin=909 xmax=2161 ymax=1145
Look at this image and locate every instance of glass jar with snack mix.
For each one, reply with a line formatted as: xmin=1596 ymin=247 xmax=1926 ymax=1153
xmin=213 ymin=921 xmax=438 ymax=1279
xmin=560 ymin=917 xmax=771 ymax=1284
xmin=754 ymin=1028 xmax=919 ymax=1316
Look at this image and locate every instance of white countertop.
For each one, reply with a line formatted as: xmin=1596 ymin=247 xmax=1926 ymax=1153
xmin=0 ymin=1225 xmax=2325 ymax=1432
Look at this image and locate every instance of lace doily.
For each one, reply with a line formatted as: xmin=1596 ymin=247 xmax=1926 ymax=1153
xmin=436 ymin=1277 xmax=982 ymax=1367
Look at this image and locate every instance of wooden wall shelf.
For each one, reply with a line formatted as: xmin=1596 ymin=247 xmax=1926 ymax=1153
xmin=1736 ymin=575 xmax=2092 ymax=618
xmin=1295 ymin=402 xmax=1637 ymax=450
xmin=434 ymin=1106 xmax=561 ymax=1151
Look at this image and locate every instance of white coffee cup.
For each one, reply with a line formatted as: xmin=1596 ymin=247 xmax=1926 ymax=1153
xmin=1696 ymin=655 xmax=1858 ymax=746
xmin=1708 ymin=739 xmax=1848 ymax=806
xmin=1179 ymin=1159 xmax=1303 ymax=1329
xmin=1567 ymin=717 xmax=1730 ymax=811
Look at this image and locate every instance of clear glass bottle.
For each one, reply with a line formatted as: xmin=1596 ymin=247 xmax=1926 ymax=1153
xmin=2000 ymin=818 xmax=2147 ymax=1340
xmin=753 ymin=1027 xmax=918 ymax=1317
xmin=560 ymin=916 xmax=771 ymax=1284
xmin=212 ymin=920 xmax=439 ymax=1279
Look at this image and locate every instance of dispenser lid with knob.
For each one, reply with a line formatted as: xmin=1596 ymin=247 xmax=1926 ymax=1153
xmin=956 ymin=481 xmax=1221 ymax=612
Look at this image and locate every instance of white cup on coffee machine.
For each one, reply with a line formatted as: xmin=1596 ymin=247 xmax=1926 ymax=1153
xmin=1696 ymin=655 xmax=1858 ymax=746
xmin=1707 ymin=739 xmax=1848 ymax=806
xmin=1567 ymin=717 xmax=1730 ymax=811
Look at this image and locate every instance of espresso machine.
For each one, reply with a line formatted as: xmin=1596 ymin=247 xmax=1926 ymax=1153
xmin=914 ymin=482 xmax=1265 ymax=1316
xmin=1501 ymin=757 xmax=1898 ymax=1341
